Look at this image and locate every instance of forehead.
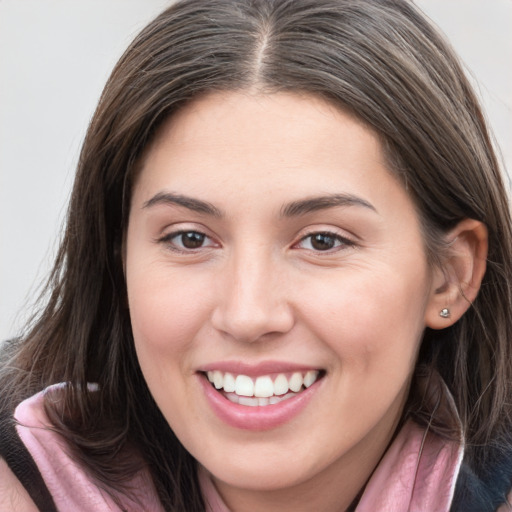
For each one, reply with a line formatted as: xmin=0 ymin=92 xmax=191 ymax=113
xmin=134 ymin=91 xmax=395 ymax=202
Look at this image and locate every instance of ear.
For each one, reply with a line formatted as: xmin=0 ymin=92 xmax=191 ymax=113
xmin=425 ymin=219 xmax=488 ymax=329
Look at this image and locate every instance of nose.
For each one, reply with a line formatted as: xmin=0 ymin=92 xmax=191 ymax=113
xmin=211 ymin=247 xmax=295 ymax=343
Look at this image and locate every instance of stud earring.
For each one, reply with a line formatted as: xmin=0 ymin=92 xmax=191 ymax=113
xmin=439 ymin=308 xmax=451 ymax=318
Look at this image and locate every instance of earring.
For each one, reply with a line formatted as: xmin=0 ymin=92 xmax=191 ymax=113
xmin=439 ymin=308 xmax=451 ymax=319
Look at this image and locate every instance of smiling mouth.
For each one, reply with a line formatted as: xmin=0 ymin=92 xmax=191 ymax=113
xmin=204 ymin=370 xmax=325 ymax=407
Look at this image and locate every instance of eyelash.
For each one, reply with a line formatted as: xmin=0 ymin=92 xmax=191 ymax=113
xmin=158 ymin=229 xmax=356 ymax=254
xmin=294 ymin=231 xmax=356 ymax=252
xmin=158 ymin=230 xmax=217 ymax=252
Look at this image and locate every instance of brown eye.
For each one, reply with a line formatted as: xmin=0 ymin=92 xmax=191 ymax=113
xmin=296 ymin=231 xmax=354 ymax=252
xmin=161 ymin=230 xmax=216 ymax=251
xmin=310 ymin=233 xmax=337 ymax=251
xmin=178 ymin=231 xmax=206 ymax=249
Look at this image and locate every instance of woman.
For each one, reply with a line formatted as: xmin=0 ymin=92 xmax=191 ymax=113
xmin=1 ymin=0 xmax=511 ymax=510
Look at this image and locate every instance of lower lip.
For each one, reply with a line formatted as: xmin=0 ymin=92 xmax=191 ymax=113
xmin=199 ymin=373 xmax=320 ymax=431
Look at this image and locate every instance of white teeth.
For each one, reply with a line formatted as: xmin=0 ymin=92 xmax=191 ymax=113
xmin=273 ymin=374 xmax=289 ymax=395
xmin=304 ymin=370 xmax=319 ymax=388
xmin=213 ymin=370 xmax=223 ymax=390
xmin=226 ymin=393 xmax=239 ymax=404
xmin=223 ymin=372 xmax=236 ymax=392
xmin=289 ymin=372 xmax=303 ymax=392
xmin=239 ymin=396 xmax=258 ymax=407
xmin=235 ymin=375 xmax=254 ymax=397
xmin=226 ymin=392 xmax=297 ymax=406
xmin=205 ymin=369 xmax=321 ymax=404
xmin=254 ymin=376 xmax=274 ymax=398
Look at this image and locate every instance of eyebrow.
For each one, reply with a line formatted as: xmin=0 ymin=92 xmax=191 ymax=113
xmin=280 ymin=194 xmax=377 ymax=217
xmin=142 ymin=191 xmax=377 ymax=218
xmin=143 ymin=192 xmax=223 ymax=217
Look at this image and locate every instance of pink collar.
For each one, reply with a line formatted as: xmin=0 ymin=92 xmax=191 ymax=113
xmin=199 ymin=420 xmax=463 ymax=512
xmin=355 ymin=419 xmax=463 ymax=511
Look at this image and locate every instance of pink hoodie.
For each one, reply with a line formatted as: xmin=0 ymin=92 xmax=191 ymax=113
xmin=15 ymin=386 xmax=463 ymax=511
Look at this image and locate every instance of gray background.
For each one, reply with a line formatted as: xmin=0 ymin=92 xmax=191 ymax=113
xmin=1 ymin=0 xmax=511 ymax=341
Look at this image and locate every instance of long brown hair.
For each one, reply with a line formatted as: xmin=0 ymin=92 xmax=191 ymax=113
xmin=2 ymin=1 xmax=511 ymax=509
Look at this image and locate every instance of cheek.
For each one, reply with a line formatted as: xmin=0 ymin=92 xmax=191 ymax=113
xmin=298 ymin=266 xmax=429 ymax=372
xmin=126 ymin=262 xmax=214 ymax=361
xmin=125 ymin=264 xmax=215 ymax=424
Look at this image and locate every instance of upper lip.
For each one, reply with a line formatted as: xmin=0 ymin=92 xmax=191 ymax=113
xmin=198 ymin=360 xmax=323 ymax=377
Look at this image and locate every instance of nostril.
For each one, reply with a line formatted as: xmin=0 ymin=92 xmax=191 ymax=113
xmin=210 ymin=277 xmax=294 ymax=343
xmin=211 ymin=310 xmax=295 ymax=344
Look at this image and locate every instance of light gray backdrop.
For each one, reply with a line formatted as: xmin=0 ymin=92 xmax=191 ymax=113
xmin=1 ymin=0 xmax=511 ymax=341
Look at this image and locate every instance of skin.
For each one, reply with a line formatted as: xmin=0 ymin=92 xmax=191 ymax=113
xmin=0 ymin=460 xmax=39 ymax=512
xmin=124 ymin=91 xmax=470 ymax=512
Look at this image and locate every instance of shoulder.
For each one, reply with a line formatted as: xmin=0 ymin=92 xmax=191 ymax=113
xmin=497 ymin=492 xmax=512 ymax=512
xmin=0 ymin=458 xmax=39 ymax=512
xmin=0 ymin=390 xmax=59 ymax=511
xmin=5 ymin=385 xmax=164 ymax=512
xmin=452 ymin=447 xmax=512 ymax=512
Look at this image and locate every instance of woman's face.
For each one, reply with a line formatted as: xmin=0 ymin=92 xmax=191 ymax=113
xmin=125 ymin=92 xmax=437 ymax=499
